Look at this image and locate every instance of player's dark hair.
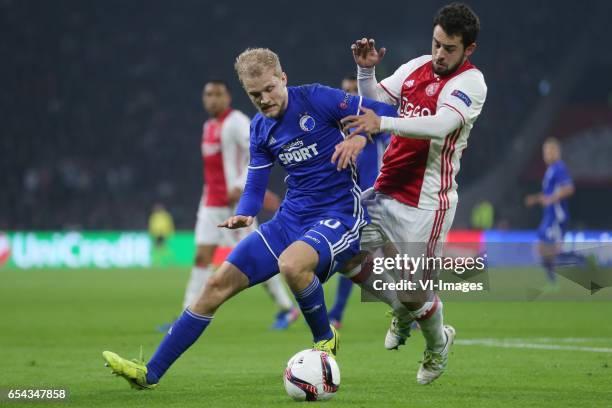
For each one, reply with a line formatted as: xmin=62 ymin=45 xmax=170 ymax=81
xmin=433 ymin=3 xmax=480 ymax=48
xmin=343 ymin=74 xmax=357 ymax=82
xmin=203 ymin=79 xmax=231 ymax=95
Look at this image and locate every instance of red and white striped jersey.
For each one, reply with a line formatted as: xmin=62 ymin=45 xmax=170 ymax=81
xmin=374 ymin=55 xmax=487 ymax=210
xmin=201 ymin=108 xmax=251 ymax=207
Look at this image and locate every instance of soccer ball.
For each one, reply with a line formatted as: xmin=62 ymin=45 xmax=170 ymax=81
xmin=283 ymin=349 xmax=340 ymax=401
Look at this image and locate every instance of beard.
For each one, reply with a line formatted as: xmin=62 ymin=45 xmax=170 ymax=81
xmin=433 ymin=53 xmax=465 ymax=76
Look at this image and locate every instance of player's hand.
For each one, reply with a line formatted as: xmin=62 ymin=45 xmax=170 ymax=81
xmin=263 ymin=190 xmax=281 ymax=211
xmin=227 ymin=187 xmax=243 ymax=206
xmin=351 ymin=38 xmax=386 ymax=68
xmin=331 ymin=135 xmax=367 ymax=170
xmin=524 ymin=194 xmax=537 ymax=207
xmin=524 ymin=193 xmax=543 ymax=207
xmin=218 ymin=215 xmax=254 ymax=229
xmin=341 ymin=106 xmax=382 ymax=138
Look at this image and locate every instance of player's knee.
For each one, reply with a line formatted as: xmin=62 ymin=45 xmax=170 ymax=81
xmin=204 ymin=273 xmax=224 ymax=296
xmin=194 ymin=253 xmax=204 ymax=267
xmin=195 ymin=263 xmax=248 ymax=313
xmin=278 ymin=257 xmax=306 ymax=282
xmin=194 ymin=251 xmax=211 ymax=267
xmin=396 ymin=279 xmax=429 ymax=304
xmin=401 ymin=301 xmax=426 ymax=311
xmin=191 ymin=273 xmax=226 ymax=314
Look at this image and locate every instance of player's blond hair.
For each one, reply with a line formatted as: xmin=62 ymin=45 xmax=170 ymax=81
xmin=234 ymin=48 xmax=283 ymax=83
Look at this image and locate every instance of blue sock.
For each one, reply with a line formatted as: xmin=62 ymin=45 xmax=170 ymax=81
xmin=543 ymin=261 xmax=556 ymax=283
xmin=328 ymin=275 xmax=354 ymax=322
xmin=146 ymin=309 xmax=212 ymax=384
xmin=293 ymin=275 xmax=332 ymax=342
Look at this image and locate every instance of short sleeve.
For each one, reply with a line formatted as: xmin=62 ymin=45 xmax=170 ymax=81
xmin=221 ymin=111 xmax=251 ymax=154
xmin=438 ymin=70 xmax=487 ymax=125
xmin=379 ymin=55 xmax=430 ymax=104
xmin=231 ymin=111 xmax=251 ymax=150
xmin=221 ymin=111 xmax=252 ymax=190
xmin=554 ymin=163 xmax=573 ymax=187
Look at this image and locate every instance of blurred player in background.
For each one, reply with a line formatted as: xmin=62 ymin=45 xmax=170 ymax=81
xmin=335 ymin=3 xmax=487 ymax=384
xmin=525 ymin=137 xmax=575 ymax=285
xmin=183 ymin=80 xmax=298 ymax=329
xmin=148 ymin=203 xmax=175 ymax=265
xmin=327 ymin=75 xmax=390 ymax=329
xmin=103 ymin=48 xmax=397 ymax=389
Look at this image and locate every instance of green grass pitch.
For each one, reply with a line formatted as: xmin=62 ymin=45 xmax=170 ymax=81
xmin=1 ymin=267 xmax=611 ymax=407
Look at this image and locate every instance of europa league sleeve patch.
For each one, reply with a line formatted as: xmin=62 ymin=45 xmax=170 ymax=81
xmin=451 ymin=89 xmax=472 ymax=107
xmin=338 ymin=93 xmax=351 ymax=110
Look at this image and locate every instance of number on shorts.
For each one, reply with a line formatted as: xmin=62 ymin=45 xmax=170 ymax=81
xmin=320 ymin=219 xmax=341 ymax=229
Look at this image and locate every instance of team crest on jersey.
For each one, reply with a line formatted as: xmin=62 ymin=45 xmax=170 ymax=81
xmin=299 ymin=114 xmax=316 ymax=132
xmin=425 ymin=82 xmax=440 ymax=96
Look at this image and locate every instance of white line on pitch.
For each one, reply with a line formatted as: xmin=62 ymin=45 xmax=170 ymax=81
xmin=497 ymin=337 xmax=612 ymax=344
xmin=455 ymin=339 xmax=612 ymax=353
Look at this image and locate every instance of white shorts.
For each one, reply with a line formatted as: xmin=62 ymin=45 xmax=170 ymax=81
xmin=361 ymin=189 xmax=456 ymax=282
xmin=195 ymin=205 xmax=255 ymax=247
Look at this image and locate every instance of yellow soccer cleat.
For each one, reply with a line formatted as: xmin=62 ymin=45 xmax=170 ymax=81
xmin=312 ymin=325 xmax=339 ymax=358
xmin=102 ymin=350 xmax=157 ymax=390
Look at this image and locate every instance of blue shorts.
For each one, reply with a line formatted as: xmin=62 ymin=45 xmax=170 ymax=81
xmin=537 ymin=213 xmax=567 ymax=243
xmin=226 ymin=211 xmax=363 ymax=286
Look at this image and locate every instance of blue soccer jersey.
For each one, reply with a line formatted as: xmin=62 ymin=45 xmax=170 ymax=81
xmin=246 ymin=84 xmax=396 ymax=223
xmin=356 ymin=133 xmax=390 ymax=190
xmin=538 ymin=160 xmax=573 ymax=242
xmin=229 ymin=84 xmax=397 ymax=285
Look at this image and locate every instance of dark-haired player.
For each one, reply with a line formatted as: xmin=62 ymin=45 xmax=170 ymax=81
xmin=336 ymin=2 xmax=487 ymax=384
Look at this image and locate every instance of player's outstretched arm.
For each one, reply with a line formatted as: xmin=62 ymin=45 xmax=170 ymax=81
xmin=528 ymin=184 xmax=575 ymax=207
xmin=524 ymin=193 xmax=544 ymax=207
xmin=342 ymin=106 xmax=463 ymax=140
xmin=218 ymin=215 xmax=254 ymax=229
xmin=341 ymin=106 xmax=382 ymax=138
xmin=333 ymin=91 xmax=397 ymax=140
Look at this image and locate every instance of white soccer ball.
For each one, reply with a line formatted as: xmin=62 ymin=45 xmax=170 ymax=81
xmin=283 ymin=349 xmax=340 ymax=401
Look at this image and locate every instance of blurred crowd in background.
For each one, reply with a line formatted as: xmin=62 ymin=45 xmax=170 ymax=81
xmin=2 ymin=0 xmax=611 ymax=231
